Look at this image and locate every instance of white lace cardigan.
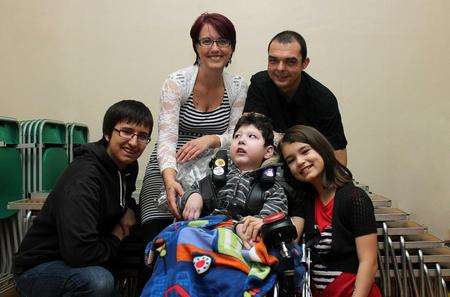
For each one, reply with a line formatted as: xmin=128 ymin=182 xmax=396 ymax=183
xmin=156 ymin=65 xmax=248 ymax=173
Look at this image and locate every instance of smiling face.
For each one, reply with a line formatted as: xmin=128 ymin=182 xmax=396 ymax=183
xmin=196 ymin=24 xmax=233 ymax=71
xmin=267 ymin=40 xmax=310 ymax=95
xmin=105 ymin=121 xmax=150 ymax=169
xmin=230 ymin=124 xmax=274 ymax=172
xmin=281 ymin=141 xmax=325 ymax=187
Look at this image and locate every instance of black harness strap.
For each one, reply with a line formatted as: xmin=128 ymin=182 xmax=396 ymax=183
xmin=198 ymin=175 xmax=217 ymax=216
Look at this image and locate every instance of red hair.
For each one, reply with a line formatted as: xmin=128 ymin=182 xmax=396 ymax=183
xmin=190 ymin=13 xmax=236 ymax=65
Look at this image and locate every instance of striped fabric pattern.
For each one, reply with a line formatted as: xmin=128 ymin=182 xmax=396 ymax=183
xmin=311 ymin=226 xmax=343 ymax=291
xmin=214 ymin=165 xmax=287 ymax=218
xmin=139 ymin=91 xmax=231 ymax=224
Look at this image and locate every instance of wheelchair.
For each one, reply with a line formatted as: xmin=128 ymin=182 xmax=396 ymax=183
xmin=261 ymin=212 xmax=312 ymax=297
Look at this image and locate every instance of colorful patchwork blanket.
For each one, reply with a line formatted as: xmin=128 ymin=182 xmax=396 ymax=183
xmin=140 ymin=215 xmax=279 ymax=297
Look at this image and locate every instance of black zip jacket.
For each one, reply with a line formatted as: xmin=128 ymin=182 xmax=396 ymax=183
xmin=290 ymin=182 xmax=377 ymax=273
xmin=14 ymin=139 xmax=138 ymax=274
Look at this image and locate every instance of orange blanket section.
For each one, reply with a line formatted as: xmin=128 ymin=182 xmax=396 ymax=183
xmin=253 ymin=240 xmax=279 ymax=266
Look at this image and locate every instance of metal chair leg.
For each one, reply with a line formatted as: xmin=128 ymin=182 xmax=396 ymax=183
xmin=383 ymin=223 xmax=391 ymax=297
xmin=4 ymin=220 xmax=13 ymax=273
xmin=388 ymin=237 xmax=404 ymax=297
xmin=0 ymin=222 xmax=5 ymax=274
xmin=435 ymin=264 xmax=442 ymax=297
xmin=11 ymin=215 xmax=19 ymax=253
xmin=424 ymin=265 xmax=434 ymax=296
xmin=405 ymin=250 xmax=418 ymax=296
xmin=440 ymin=278 xmax=448 ymax=297
xmin=400 ymin=236 xmax=408 ymax=296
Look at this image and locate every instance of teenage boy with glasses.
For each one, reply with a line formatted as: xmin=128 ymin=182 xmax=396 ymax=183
xmin=14 ymin=100 xmax=153 ymax=297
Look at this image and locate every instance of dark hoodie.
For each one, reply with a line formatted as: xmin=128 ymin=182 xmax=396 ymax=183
xmin=14 ymin=139 xmax=138 ymax=274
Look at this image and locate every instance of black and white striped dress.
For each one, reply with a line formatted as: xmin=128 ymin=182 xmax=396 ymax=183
xmin=311 ymin=226 xmax=343 ymax=291
xmin=139 ymin=91 xmax=231 ymax=224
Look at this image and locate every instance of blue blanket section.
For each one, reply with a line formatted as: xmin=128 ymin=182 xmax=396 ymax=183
xmin=141 ymin=215 xmax=276 ymax=297
xmin=144 ymin=261 xmax=275 ymax=297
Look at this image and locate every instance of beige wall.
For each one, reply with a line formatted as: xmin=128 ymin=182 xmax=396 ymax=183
xmin=1 ymin=0 xmax=449 ymax=239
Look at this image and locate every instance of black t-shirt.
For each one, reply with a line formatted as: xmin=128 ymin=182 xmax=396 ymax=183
xmin=244 ymin=70 xmax=347 ymax=150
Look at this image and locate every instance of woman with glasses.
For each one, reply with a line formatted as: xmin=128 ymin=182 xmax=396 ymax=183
xmin=139 ymin=13 xmax=247 ymax=243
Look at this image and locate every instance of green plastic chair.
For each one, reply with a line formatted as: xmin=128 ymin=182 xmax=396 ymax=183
xmin=0 ymin=117 xmax=22 ymax=219
xmin=36 ymin=120 xmax=68 ymax=193
xmin=19 ymin=119 xmax=69 ymax=195
xmin=66 ymin=123 xmax=89 ymax=162
xmin=41 ymin=147 xmax=68 ymax=192
xmin=0 ymin=149 xmax=22 ymax=219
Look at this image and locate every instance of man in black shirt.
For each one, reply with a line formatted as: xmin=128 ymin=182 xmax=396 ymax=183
xmin=244 ymin=31 xmax=347 ymax=165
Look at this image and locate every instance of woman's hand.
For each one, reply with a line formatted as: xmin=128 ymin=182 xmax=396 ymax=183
xmin=165 ymin=179 xmax=184 ymax=220
xmin=162 ymin=169 xmax=184 ymax=220
xmin=176 ymin=135 xmax=219 ymax=163
xmin=182 ymin=193 xmax=203 ymax=220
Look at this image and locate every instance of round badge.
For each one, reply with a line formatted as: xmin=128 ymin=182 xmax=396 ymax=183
xmin=265 ymin=168 xmax=274 ymax=177
xmin=215 ymin=158 xmax=226 ymax=167
xmin=213 ymin=166 xmax=224 ymax=176
xmin=193 ymin=255 xmax=213 ymax=275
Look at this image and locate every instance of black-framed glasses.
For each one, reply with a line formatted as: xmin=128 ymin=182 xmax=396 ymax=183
xmin=197 ymin=37 xmax=231 ymax=48
xmin=114 ymin=128 xmax=150 ymax=144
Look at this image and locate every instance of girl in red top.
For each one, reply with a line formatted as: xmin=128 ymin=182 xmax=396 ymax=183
xmin=279 ymin=125 xmax=381 ymax=297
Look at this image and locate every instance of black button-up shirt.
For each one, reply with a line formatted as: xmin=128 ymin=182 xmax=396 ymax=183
xmin=244 ymin=71 xmax=347 ymax=150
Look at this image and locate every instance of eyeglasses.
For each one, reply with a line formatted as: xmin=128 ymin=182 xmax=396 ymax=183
xmin=114 ymin=128 xmax=150 ymax=144
xmin=197 ymin=37 xmax=231 ymax=48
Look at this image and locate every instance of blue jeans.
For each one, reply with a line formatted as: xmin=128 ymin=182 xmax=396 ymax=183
xmin=15 ymin=260 xmax=120 ymax=297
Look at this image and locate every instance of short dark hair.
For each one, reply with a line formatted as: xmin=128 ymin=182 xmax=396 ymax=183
xmin=279 ymin=125 xmax=351 ymax=190
xmin=102 ymin=100 xmax=153 ymax=138
xmin=233 ymin=113 xmax=274 ymax=147
xmin=268 ymin=30 xmax=307 ymax=60
xmin=190 ymin=12 xmax=236 ymax=66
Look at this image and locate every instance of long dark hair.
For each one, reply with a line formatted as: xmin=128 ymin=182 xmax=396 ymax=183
xmin=279 ymin=125 xmax=352 ymax=193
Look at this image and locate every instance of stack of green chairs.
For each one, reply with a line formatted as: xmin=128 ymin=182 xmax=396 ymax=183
xmin=19 ymin=120 xmax=69 ymax=196
xmin=66 ymin=123 xmax=89 ymax=162
xmin=0 ymin=117 xmax=21 ymax=289
xmin=0 ymin=118 xmax=89 ymax=291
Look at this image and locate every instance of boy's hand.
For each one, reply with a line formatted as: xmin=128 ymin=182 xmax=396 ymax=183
xmin=182 ymin=193 xmax=203 ymax=220
xmin=235 ymin=223 xmax=253 ymax=249
xmin=241 ymin=216 xmax=264 ymax=242
xmin=112 ymin=224 xmax=127 ymax=241
xmin=112 ymin=208 xmax=136 ymax=241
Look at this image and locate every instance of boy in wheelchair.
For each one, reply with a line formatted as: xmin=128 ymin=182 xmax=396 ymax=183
xmin=177 ymin=112 xmax=287 ymax=248
xmin=141 ymin=113 xmax=306 ymax=296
